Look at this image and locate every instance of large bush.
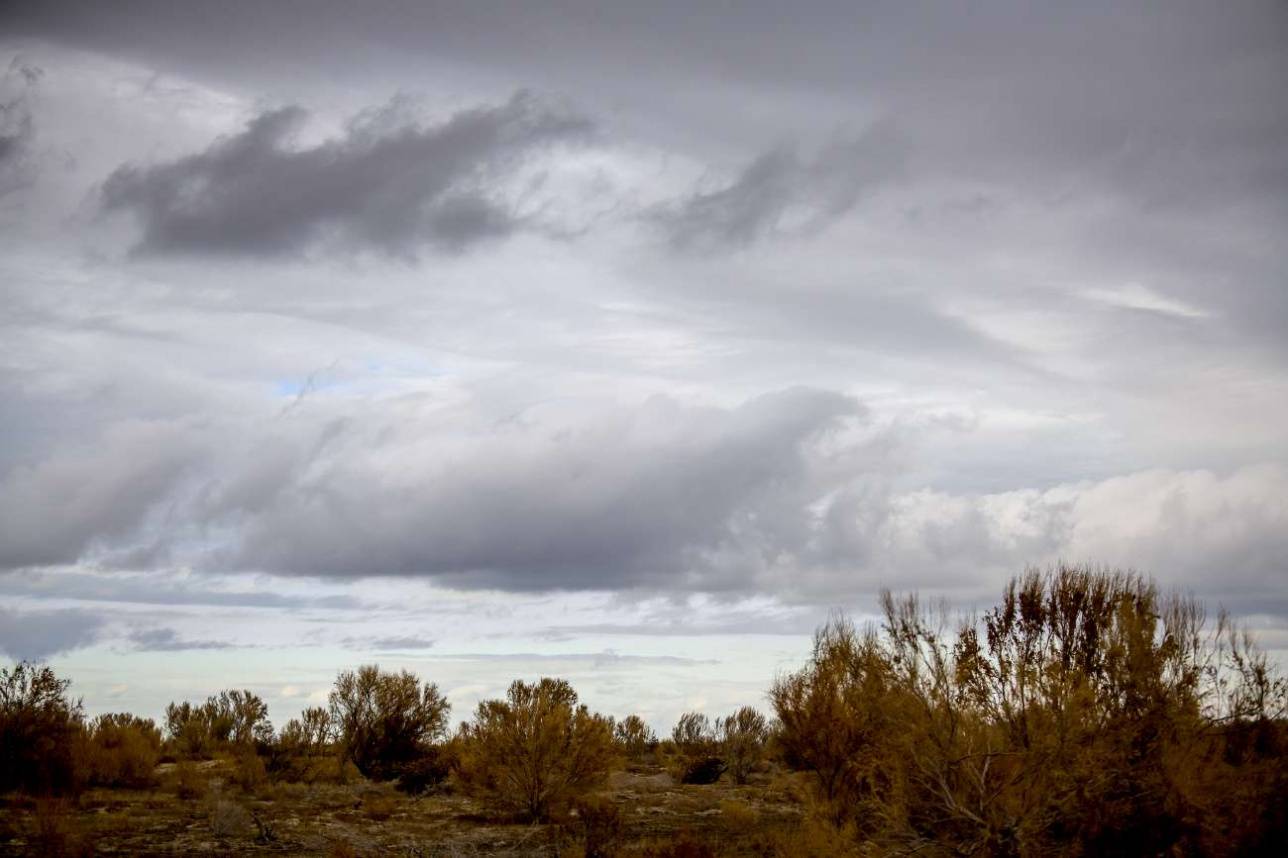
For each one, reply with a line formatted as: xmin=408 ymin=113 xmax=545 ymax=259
xmin=164 ymin=689 xmax=272 ymax=757
xmin=456 ymin=677 xmax=616 ymax=820
xmin=771 ymin=566 xmax=1288 ymax=856
xmin=82 ymin=713 xmax=162 ymax=789
xmin=329 ymin=664 xmax=450 ymax=779
xmin=613 ymin=714 xmax=657 ymax=760
xmin=0 ymin=662 xmax=84 ymax=795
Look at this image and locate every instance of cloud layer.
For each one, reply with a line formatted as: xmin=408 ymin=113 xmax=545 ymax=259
xmin=101 ymin=93 xmax=593 ymax=257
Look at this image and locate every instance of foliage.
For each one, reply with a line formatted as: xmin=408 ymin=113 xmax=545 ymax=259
xmin=455 ymin=677 xmax=617 ymax=820
xmin=164 ymin=689 xmax=272 ymax=758
xmin=717 ymin=706 xmax=768 ymax=784
xmin=81 ymin=712 xmax=162 ymax=789
xmin=771 ymin=565 xmax=1288 ymax=856
xmin=0 ymin=662 xmax=85 ymax=795
xmin=329 ymin=665 xmax=450 ymax=779
xmin=613 ymin=714 xmax=657 ymax=760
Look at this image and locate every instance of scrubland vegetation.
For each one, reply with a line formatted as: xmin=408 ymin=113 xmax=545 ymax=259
xmin=1 ymin=566 xmax=1285 ymax=856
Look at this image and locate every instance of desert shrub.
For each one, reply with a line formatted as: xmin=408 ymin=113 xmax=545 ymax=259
xmin=362 ymin=792 xmax=397 ymax=821
xmin=80 ymin=713 xmax=161 ymax=789
xmin=164 ymin=689 xmax=272 ymax=758
xmin=630 ymin=832 xmax=716 ymax=858
xmin=231 ymin=750 xmax=268 ymax=793
xmin=393 ymin=743 xmax=456 ymax=794
xmin=576 ymin=795 xmax=624 ymax=858
xmin=670 ymin=712 xmax=719 ymax=783
xmin=0 ymin=662 xmax=85 ymax=796
xmin=209 ymin=797 xmax=253 ymax=838
xmin=277 ymin=706 xmax=332 ymax=756
xmin=771 ymin=565 xmax=1288 ymax=856
xmin=613 ymin=714 xmax=657 ymax=760
xmin=32 ymin=798 xmax=94 ymax=858
xmin=679 ymin=756 xmax=726 ymax=785
xmin=718 ymin=798 xmax=759 ymax=832
xmin=456 ymin=677 xmax=617 ymax=821
xmin=173 ymin=759 xmax=204 ymax=800
xmin=329 ymin=665 xmax=450 ymax=780
xmin=717 ymin=706 xmax=768 ymax=784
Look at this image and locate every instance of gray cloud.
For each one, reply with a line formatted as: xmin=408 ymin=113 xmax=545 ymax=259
xmin=0 ymin=59 xmax=41 ymax=196
xmin=654 ymin=127 xmax=905 ymax=249
xmin=0 ymin=607 xmax=104 ymax=660
xmin=342 ymin=635 xmax=436 ymax=651
xmin=100 ymin=92 xmax=593 ymax=257
xmin=127 ymin=626 xmax=237 ymax=651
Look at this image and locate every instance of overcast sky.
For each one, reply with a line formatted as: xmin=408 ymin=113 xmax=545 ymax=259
xmin=2 ymin=1 xmax=1287 ymax=730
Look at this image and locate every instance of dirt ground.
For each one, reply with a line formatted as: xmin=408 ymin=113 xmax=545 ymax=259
xmin=0 ymin=762 xmax=809 ymax=856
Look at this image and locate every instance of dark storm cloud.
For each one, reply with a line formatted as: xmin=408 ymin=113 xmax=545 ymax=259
xmin=100 ymin=92 xmax=593 ymax=257
xmin=655 ymin=128 xmax=906 ymax=249
xmin=0 ymin=60 xmax=41 ymax=196
xmin=127 ymin=627 xmax=236 ymax=651
xmin=0 ymin=607 xmax=104 ymax=660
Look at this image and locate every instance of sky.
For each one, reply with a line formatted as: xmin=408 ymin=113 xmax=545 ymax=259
xmin=1 ymin=0 xmax=1287 ymax=732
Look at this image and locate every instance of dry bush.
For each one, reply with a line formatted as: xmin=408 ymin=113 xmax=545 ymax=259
xmin=80 ymin=713 xmax=161 ymax=789
xmin=771 ymin=565 xmax=1288 ymax=856
xmin=0 ymin=662 xmax=85 ymax=796
xmin=626 ymin=831 xmax=716 ymax=858
xmin=456 ymin=677 xmax=617 ymax=821
xmin=173 ymin=759 xmax=204 ymax=800
xmin=32 ymin=798 xmax=95 ymax=858
xmin=362 ymin=792 xmax=397 ymax=821
xmin=669 ymin=712 xmax=722 ymax=783
xmin=393 ymin=742 xmax=456 ymax=794
xmin=330 ymin=664 xmax=450 ymax=780
xmin=613 ymin=714 xmax=657 ymax=761
xmin=717 ymin=706 xmax=768 ymax=784
xmin=717 ymin=798 xmax=759 ymax=832
xmin=164 ymin=689 xmax=272 ymax=758
xmin=208 ymin=797 xmax=253 ymax=838
xmin=231 ymin=749 xmax=268 ymax=793
xmin=575 ymin=795 xmax=624 ymax=858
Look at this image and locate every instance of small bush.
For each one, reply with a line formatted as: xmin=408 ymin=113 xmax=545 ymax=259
xmin=209 ymin=798 xmax=253 ymax=838
xmin=717 ymin=706 xmax=768 ymax=784
xmin=173 ymin=760 xmax=204 ymax=800
xmin=679 ymin=756 xmax=726 ymax=785
xmin=576 ymin=795 xmax=624 ymax=858
xmin=231 ymin=751 xmax=267 ymax=793
xmin=456 ymin=677 xmax=617 ymax=821
xmin=361 ymin=792 xmax=397 ymax=821
xmin=394 ymin=744 xmax=455 ymax=794
xmin=613 ymin=715 xmax=657 ymax=761
xmin=718 ymin=799 xmax=759 ymax=832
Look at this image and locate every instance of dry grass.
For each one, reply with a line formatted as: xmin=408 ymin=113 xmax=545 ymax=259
xmin=0 ymin=761 xmax=802 ymax=856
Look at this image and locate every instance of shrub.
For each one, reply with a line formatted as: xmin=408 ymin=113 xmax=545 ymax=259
xmin=771 ymin=566 xmax=1288 ymax=856
xmin=164 ymin=689 xmax=272 ymax=758
xmin=670 ymin=711 xmax=718 ymax=783
xmin=277 ymin=706 xmax=332 ymax=756
xmin=456 ymin=677 xmax=617 ymax=821
xmin=0 ymin=662 xmax=85 ymax=796
xmin=173 ymin=759 xmax=204 ymax=800
xmin=329 ymin=665 xmax=450 ymax=780
xmin=393 ymin=744 xmax=456 ymax=794
xmin=81 ymin=713 xmax=161 ymax=789
xmin=613 ymin=714 xmax=657 ymax=760
xmin=717 ymin=706 xmax=768 ymax=784
xmin=231 ymin=750 xmax=268 ymax=793
xmin=576 ymin=795 xmax=624 ymax=858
